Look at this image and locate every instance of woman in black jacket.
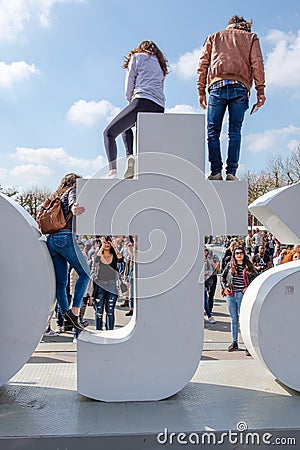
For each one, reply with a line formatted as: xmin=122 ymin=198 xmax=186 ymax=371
xmin=221 ymin=246 xmax=257 ymax=352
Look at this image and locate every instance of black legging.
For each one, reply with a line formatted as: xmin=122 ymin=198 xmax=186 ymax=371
xmin=103 ymin=98 xmax=164 ymax=170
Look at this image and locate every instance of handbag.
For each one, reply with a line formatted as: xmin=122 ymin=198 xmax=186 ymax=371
xmin=119 ymin=278 xmax=128 ymax=294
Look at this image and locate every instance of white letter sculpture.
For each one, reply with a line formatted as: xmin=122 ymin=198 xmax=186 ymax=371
xmin=240 ymin=183 xmax=300 ymax=391
xmin=0 ymin=194 xmax=55 ymax=386
xmin=76 ymin=113 xmax=248 ymax=401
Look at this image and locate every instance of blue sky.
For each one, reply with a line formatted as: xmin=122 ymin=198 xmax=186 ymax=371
xmin=0 ymin=0 xmax=300 ymax=190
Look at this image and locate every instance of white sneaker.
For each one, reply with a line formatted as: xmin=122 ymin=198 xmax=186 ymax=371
xmin=208 ymin=316 xmax=216 ymax=324
xmin=101 ymin=172 xmax=119 ymax=179
xmin=55 ymin=326 xmax=64 ymax=334
xmin=73 ymin=337 xmax=77 ymax=343
xmin=124 ymin=155 xmax=135 ymax=179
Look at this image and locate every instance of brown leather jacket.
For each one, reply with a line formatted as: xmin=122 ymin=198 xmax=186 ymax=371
xmin=197 ymin=28 xmax=265 ymax=96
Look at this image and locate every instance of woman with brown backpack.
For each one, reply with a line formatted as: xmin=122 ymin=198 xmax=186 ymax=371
xmin=46 ymin=173 xmax=90 ymax=331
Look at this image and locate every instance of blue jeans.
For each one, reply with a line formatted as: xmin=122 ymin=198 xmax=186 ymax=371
xmin=204 ymin=289 xmax=212 ymax=318
xmin=47 ymin=230 xmax=90 ymax=315
xmin=94 ymin=281 xmax=118 ymax=330
xmin=226 ymin=291 xmax=243 ymax=342
xmin=207 ymin=84 xmax=249 ymax=176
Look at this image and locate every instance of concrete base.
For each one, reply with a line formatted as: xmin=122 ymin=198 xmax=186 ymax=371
xmin=1 ymin=360 xmax=300 ymax=449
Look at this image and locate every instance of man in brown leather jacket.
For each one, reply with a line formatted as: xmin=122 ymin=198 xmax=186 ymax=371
xmin=197 ymin=15 xmax=266 ymax=181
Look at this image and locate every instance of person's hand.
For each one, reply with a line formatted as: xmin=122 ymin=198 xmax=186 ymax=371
xmin=111 ymin=237 xmax=117 ymax=248
xmin=223 ymin=287 xmax=232 ymax=296
xmin=257 ymin=94 xmax=266 ymax=108
xmin=199 ymin=95 xmax=207 ymax=110
xmin=71 ymin=203 xmax=85 ymax=216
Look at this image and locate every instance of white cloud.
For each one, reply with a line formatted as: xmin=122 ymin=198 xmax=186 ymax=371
xmin=0 ymin=0 xmax=85 ymax=41
xmin=166 ymin=104 xmax=199 ymax=114
xmin=14 ymin=146 xmax=106 ymax=172
xmin=266 ymin=29 xmax=300 ymax=88
xmin=0 ymin=146 xmax=107 ymax=189
xmin=244 ymin=125 xmax=300 ymax=153
xmin=66 ymin=99 xmax=120 ymax=126
xmin=170 ymin=47 xmax=202 ymax=80
xmin=0 ymin=61 xmax=38 ymax=88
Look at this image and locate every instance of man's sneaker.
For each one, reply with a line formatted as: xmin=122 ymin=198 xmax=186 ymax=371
xmin=125 ymin=310 xmax=133 ymax=316
xmin=207 ymin=316 xmax=216 ymax=324
xmin=226 ymin=174 xmax=239 ymax=181
xmin=124 ymin=155 xmax=135 ymax=179
xmin=228 ymin=341 xmax=239 ymax=352
xmin=64 ymin=310 xmax=84 ymax=331
xmin=80 ymin=320 xmax=89 ymax=328
xmin=208 ymin=173 xmax=223 ymax=181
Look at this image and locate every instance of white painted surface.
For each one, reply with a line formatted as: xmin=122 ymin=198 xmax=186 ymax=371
xmin=242 ymin=182 xmax=300 ymax=391
xmin=249 ymin=183 xmax=300 ymax=244
xmin=240 ymin=261 xmax=300 ymax=391
xmin=76 ymin=113 xmax=248 ymax=401
xmin=0 ymin=193 xmax=56 ymax=387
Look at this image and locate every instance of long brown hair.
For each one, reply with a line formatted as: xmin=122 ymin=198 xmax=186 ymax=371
xmin=231 ymin=246 xmax=257 ymax=277
xmin=282 ymin=249 xmax=300 ymax=264
xmin=54 ymin=173 xmax=82 ymax=197
xmin=123 ymin=40 xmax=169 ymax=76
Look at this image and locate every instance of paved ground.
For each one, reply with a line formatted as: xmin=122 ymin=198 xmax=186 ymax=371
xmin=33 ymin=245 xmax=250 ymax=363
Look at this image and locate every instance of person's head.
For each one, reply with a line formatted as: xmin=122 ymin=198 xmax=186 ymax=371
xmin=204 ymin=247 xmax=209 ymax=257
xmin=231 ymin=245 xmax=257 ymax=276
xmin=101 ymin=235 xmax=114 ymax=253
xmin=233 ymin=246 xmax=246 ymax=264
xmin=282 ymin=249 xmax=300 ymax=263
xmin=55 ymin=173 xmax=82 ymax=196
xmin=258 ymin=245 xmax=265 ymax=255
xmin=227 ymin=15 xmax=252 ymax=32
xmin=123 ymin=40 xmax=168 ymax=76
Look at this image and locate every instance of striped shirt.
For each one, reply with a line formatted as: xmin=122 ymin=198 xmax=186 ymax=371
xmin=232 ymin=265 xmax=246 ymax=292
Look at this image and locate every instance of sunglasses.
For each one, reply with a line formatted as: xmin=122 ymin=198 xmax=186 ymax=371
xmin=235 ymin=251 xmax=244 ymax=255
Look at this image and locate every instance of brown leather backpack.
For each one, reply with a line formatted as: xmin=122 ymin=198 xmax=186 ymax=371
xmin=37 ymin=193 xmax=72 ymax=234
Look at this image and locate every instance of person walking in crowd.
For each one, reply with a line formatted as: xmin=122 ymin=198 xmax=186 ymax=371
xmin=245 ymin=231 xmax=253 ymax=256
xmin=91 ymin=236 xmax=123 ymax=330
xmin=204 ymin=247 xmax=216 ymax=324
xmin=252 ymin=245 xmax=272 ymax=274
xmin=46 ymin=173 xmax=90 ymax=331
xmin=103 ymin=40 xmax=168 ymax=179
xmin=273 ymin=247 xmax=288 ymax=266
xmin=221 ymin=246 xmax=257 ymax=352
xmin=207 ymin=248 xmax=220 ymax=313
xmin=124 ymin=236 xmax=136 ymax=317
xmin=197 ymin=15 xmax=266 ymax=181
xmin=252 ymin=227 xmax=264 ymax=255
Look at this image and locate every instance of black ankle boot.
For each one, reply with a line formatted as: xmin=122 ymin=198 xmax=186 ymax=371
xmin=64 ymin=310 xmax=84 ymax=331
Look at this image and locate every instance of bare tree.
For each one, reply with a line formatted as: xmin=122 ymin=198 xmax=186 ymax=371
xmin=0 ymin=186 xmax=18 ymax=197
xmin=16 ymin=186 xmax=52 ymax=220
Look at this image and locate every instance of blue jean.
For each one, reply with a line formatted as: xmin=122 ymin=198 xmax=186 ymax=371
xmin=94 ymin=281 xmax=118 ymax=330
xmin=207 ymin=84 xmax=249 ymax=176
xmin=204 ymin=289 xmax=212 ymax=318
xmin=226 ymin=291 xmax=243 ymax=342
xmin=47 ymin=230 xmax=90 ymax=315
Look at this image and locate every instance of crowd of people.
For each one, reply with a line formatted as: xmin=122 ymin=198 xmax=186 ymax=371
xmin=46 ymin=232 xmax=136 ymax=341
xmin=204 ymin=230 xmax=300 ymax=354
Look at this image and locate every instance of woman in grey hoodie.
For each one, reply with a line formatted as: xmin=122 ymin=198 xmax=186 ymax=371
xmin=103 ymin=40 xmax=168 ymax=179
